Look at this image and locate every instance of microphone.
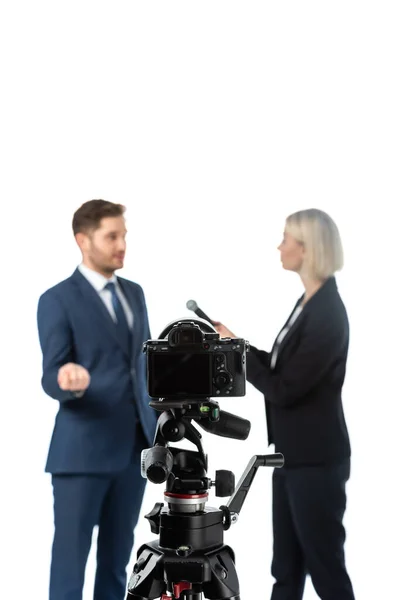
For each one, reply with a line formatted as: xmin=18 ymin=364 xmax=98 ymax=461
xmin=186 ymin=299 xmax=214 ymax=325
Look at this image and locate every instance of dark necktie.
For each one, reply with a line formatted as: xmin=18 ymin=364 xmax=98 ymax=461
xmin=104 ymin=281 xmax=132 ymax=354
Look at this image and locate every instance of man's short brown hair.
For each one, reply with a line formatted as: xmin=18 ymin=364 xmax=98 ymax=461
xmin=72 ymin=200 xmax=126 ymax=235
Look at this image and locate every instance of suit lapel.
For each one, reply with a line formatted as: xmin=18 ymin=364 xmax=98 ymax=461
xmin=71 ymin=269 xmax=131 ymax=360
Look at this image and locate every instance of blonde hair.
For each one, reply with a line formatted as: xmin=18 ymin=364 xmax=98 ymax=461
xmin=285 ymin=208 xmax=344 ymax=280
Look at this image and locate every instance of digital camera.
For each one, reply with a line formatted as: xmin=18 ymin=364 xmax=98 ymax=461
xmin=143 ymin=319 xmax=248 ymax=400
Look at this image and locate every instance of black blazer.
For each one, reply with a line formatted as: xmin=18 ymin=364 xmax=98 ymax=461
xmin=246 ymin=277 xmax=351 ymax=466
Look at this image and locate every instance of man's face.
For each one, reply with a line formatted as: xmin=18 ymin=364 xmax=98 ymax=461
xmin=78 ymin=216 xmax=127 ymax=276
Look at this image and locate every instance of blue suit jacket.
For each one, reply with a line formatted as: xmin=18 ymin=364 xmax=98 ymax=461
xmin=37 ymin=268 xmax=157 ymax=474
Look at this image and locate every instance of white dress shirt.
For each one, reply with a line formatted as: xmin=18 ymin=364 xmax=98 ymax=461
xmin=78 ymin=263 xmax=134 ymax=329
xmin=270 ymin=305 xmax=303 ymax=369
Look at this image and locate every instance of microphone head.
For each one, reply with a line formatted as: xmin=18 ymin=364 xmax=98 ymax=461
xmin=186 ymin=299 xmax=198 ymax=311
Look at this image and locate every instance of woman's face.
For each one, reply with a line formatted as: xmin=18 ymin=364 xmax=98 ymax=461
xmin=278 ymin=229 xmax=305 ymax=273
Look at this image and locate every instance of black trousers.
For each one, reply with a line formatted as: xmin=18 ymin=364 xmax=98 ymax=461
xmin=270 ymin=459 xmax=355 ymax=600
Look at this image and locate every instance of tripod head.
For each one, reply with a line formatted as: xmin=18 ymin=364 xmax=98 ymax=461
xmin=129 ymin=398 xmax=283 ymax=599
xmin=140 ymin=395 xmax=283 ymax=535
xmin=141 ymin=397 xmax=252 ymax=520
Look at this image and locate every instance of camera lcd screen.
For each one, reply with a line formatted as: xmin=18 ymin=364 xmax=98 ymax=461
xmin=148 ymin=352 xmax=212 ymax=397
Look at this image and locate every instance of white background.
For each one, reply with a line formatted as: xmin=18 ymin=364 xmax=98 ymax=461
xmin=1 ymin=2 xmax=399 ymax=598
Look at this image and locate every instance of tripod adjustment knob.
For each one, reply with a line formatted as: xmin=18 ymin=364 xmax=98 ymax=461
xmin=214 ymin=470 xmax=235 ymax=497
xmin=141 ymin=446 xmax=174 ymax=484
xmin=133 ymin=557 xmax=146 ymax=574
xmin=145 ymin=502 xmax=164 ymax=534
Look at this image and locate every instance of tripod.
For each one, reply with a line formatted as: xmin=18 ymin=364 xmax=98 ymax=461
xmin=126 ymin=397 xmax=284 ymax=600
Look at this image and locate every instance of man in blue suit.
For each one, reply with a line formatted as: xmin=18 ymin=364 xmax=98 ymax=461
xmin=37 ymin=199 xmax=157 ymax=600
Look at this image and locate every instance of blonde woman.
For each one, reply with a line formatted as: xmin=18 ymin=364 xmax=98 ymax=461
xmin=214 ymin=209 xmax=355 ymax=600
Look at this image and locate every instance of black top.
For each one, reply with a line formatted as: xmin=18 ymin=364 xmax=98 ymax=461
xmin=246 ymin=276 xmax=351 ymax=466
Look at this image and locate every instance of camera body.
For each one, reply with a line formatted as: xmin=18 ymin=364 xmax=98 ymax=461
xmin=143 ymin=319 xmax=248 ymax=400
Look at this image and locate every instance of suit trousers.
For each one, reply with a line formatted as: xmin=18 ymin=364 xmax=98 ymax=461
xmin=49 ymin=426 xmax=147 ymax=600
xmin=270 ymin=459 xmax=355 ymax=600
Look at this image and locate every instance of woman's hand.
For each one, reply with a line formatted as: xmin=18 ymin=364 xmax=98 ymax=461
xmin=212 ymin=321 xmax=237 ymax=339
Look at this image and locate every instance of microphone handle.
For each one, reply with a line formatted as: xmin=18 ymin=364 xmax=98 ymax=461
xmin=195 ymin=308 xmax=213 ymax=324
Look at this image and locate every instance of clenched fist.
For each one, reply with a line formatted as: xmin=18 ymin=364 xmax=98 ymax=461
xmin=57 ymin=363 xmax=91 ymax=392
